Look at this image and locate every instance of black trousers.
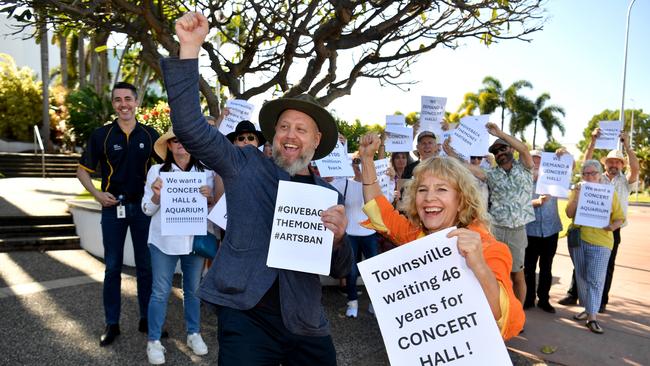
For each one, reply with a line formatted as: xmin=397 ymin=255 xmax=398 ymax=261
xmin=567 ymin=228 xmax=621 ymax=306
xmin=524 ymin=233 xmax=559 ymax=304
xmin=216 ymin=306 xmax=337 ymax=366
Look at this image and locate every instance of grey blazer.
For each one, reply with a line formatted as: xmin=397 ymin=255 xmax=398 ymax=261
xmin=161 ymin=58 xmax=353 ymax=337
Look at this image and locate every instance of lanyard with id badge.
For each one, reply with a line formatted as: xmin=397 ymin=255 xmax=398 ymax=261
xmin=116 ymin=194 xmax=126 ymax=218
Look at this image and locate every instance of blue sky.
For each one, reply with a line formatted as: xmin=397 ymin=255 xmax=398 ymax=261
xmin=329 ymin=0 xmax=650 ymax=146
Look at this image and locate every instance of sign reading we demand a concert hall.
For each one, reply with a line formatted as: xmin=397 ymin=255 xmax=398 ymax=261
xmin=358 ymin=228 xmax=511 ymax=366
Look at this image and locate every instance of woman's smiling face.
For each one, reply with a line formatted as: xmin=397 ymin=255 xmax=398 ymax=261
xmin=415 ymin=172 xmax=460 ymax=233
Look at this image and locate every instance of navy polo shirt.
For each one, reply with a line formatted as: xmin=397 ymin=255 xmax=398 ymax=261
xmin=79 ymin=120 xmax=159 ymax=201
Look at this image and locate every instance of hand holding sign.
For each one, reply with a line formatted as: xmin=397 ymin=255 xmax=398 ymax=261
xmin=320 ymin=204 xmax=347 ymax=247
xmin=595 ymin=121 xmax=622 ymax=150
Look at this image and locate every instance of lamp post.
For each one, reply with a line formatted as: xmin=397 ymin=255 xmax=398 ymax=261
xmin=618 ymin=0 xmax=637 ymax=150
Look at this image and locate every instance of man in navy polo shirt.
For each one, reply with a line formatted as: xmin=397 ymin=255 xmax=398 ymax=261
xmin=77 ymin=82 xmax=160 ymax=346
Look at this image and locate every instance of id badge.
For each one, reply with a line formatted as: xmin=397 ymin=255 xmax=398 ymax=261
xmin=116 ymin=204 xmax=126 ymax=219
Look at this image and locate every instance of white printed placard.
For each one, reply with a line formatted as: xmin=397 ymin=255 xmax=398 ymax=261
xmin=420 ymin=96 xmax=447 ymax=135
xmin=267 ymin=181 xmax=337 ymax=275
xmin=386 ymin=115 xmax=406 ymax=128
xmin=358 ymin=228 xmax=511 ymax=366
xmin=207 ymin=194 xmax=228 ymax=230
xmin=315 ymin=140 xmax=354 ymax=177
xmin=536 ymin=152 xmax=573 ymax=198
xmin=385 ymin=126 xmax=414 ymax=152
xmin=160 ymin=172 xmax=207 ymax=236
xmin=595 ymin=121 xmax=622 ymax=150
xmin=218 ymin=99 xmax=255 ymax=136
xmin=374 ymin=158 xmax=393 ymax=202
xmin=575 ymin=182 xmax=614 ymax=228
xmin=450 ymin=115 xmax=490 ymax=160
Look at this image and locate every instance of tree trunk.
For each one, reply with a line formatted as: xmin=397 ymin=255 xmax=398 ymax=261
xmin=78 ymin=30 xmax=86 ymax=88
xmin=113 ymin=40 xmax=132 ymax=86
xmin=39 ymin=15 xmax=51 ymax=152
xmin=59 ymin=34 xmax=68 ymax=88
xmin=500 ymin=106 xmax=505 ymax=130
xmin=532 ymin=118 xmax=538 ymax=150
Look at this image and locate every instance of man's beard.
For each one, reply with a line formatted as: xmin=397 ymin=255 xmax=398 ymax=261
xmin=272 ymin=144 xmax=315 ymax=176
xmin=607 ymin=166 xmax=620 ymax=176
xmin=496 ymin=151 xmax=513 ymax=166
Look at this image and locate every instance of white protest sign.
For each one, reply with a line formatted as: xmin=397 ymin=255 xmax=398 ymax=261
xmin=385 ymin=126 xmax=414 ymax=152
xmin=420 ymin=96 xmax=447 ymax=136
xmin=536 ymin=152 xmax=573 ymax=198
xmin=387 ymin=115 xmax=406 ymax=128
xmin=207 ymin=194 xmax=227 ymax=230
xmin=218 ymin=99 xmax=255 ymax=136
xmin=267 ymin=181 xmax=337 ymax=275
xmin=374 ymin=158 xmax=393 ymax=202
xmin=160 ymin=172 xmax=207 ymax=236
xmin=315 ymin=140 xmax=354 ymax=177
xmin=595 ymin=121 xmax=622 ymax=150
xmin=450 ymin=115 xmax=490 ymax=160
xmin=575 ymin=182 xmax=614 ymax=228
xmin=358 ymin=228 xmax=511 ymax=366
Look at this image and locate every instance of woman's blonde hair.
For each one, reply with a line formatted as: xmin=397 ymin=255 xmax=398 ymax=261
xmin=398 ymin=156 xmax=490 ymax=231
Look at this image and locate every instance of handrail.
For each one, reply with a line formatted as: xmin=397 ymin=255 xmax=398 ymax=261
xmin=33 ymin=125 xmax=45 ymax=178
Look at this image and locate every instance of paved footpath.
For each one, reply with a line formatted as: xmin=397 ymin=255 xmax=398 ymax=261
xmin=1 ymin=178 xmax=649 ymax=365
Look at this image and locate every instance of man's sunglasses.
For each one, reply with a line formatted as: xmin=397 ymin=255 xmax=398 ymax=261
xmin=470 ymin=156 xmax=483 ymax=161
xmin=237 ymin=135 xmax=257 ymax=142
xmin=490 ymin=145 xmax=509 ymax=154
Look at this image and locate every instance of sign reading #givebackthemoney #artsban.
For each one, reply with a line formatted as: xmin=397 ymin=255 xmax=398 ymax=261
xmin=267 ymin=181 xmax=337 ymax=275
xmin=358 ymin=227 xmax=512 ymax=366
xmin=160 ymin=172 xmax=207 ymax=236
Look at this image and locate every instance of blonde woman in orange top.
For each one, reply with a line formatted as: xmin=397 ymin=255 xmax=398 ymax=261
xmin=357 ymin=133 xmax=525 ymax=340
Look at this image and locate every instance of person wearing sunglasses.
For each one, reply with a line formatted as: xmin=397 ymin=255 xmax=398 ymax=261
xmin=226 ymin=120 xmax=266 ymax=148
xmin=470 ymin=122 xmax=535 ymax=308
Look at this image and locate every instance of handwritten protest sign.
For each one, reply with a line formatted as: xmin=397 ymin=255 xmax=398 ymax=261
xmin=450 ymin=115 xmax=490 ymax=160
xmin=536 ymin=152 xmax=574 ymax=198
xmin=207 ymin=194 xmax=227 ymax=230
xmin=420 ymin=96 xmax=447 ymax=136
xmin=267 ymin=181 xmax=337 ymax=275
xmin=595 ymin=121 xmax=622 ymax=150
xmin=160 ymin=172 xmax=207 ymax=236
xmin=315 ymin=140 xmax=354 ymax=177
xmin=387 ymin=115 xmax=406 ymax=128
xmin=385 ymin=126 xmax=414 ymax=152
xmin=218 ymin=99 xmax=255 ymax=136
xmin=375 ymin=158 xmax=394 ymax=202
xmin=575 ymin=182 xmax=614 ymax=228
xmin=358 ymin=227 xmax=511 ymax=366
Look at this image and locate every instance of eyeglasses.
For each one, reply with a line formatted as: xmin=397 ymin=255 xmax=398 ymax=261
xmin=582 ymin=171 xmax=599 ymax=177
xmin=169 ymin=138 xmax=179 ymax=144
xmin=237 ymin=135 xmax=257 ymax=142
xmin=491 ymin=146 xmax=508 ymax=154
xmin=470 ymin=156 xmax=483 ymax=161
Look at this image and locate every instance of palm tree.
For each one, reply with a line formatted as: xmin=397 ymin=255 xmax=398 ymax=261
xmin=477 ymin=76 xmax=533 ymax=130
xmin=511 ymin=93 xmax=565 ymax=149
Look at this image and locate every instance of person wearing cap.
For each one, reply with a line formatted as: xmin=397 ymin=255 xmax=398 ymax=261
xmin=523 ymin=149 xmax=565 ymax=313
xmin=76 ymin=81 xmax=160 ymax=347
xmin=402 ymin=130 xmax=438 ymax=179
xmin=559 ymin=128 xmax=639 ymax=312
xmin=472 ymin=122 xmax=535 ymax=305
xmin=142 ymin=128 xmax=217 ymax=364
xmin=226 ymin=120 xmax=266 ymax=148
xmin=160 ymin=12 xmax=353 ymax=365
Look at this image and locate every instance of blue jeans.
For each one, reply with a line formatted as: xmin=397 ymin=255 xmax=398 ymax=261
xmin=101 ymin=202 xmax=152 ymax=325
xmin=148 ymin=244 xmax=204 ymax=341
xmin=347 ymin=234 xmax=379 ymax=301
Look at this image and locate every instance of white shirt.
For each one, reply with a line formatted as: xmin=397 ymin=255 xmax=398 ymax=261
xmin=331 ymin=177 xmax=376 ymax=237
xmin=142 ymin=163 xmax=216 ymax=255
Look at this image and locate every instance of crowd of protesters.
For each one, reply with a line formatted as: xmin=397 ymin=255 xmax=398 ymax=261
xmin=75 ymin=10 xmax=640 ymax=365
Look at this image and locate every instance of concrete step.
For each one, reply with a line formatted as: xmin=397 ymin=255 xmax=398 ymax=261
xmin=0 ymin=215 xmax=74 ymax=226
xmin=0 ymin=223 xmax=77 ymax=239
xmin=0 ymin=236 xmax=81 ymax=252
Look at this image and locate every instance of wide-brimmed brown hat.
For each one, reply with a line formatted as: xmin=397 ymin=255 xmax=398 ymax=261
xmin=154 ymin=128 xmax=176 ymax=161
xmin=226 ymin=120 xmax=266 ymax=146
xmin=258 ymin=94 xmax=338 ymax=160
xmin=600 ymin=149 xmax=626 ymax=166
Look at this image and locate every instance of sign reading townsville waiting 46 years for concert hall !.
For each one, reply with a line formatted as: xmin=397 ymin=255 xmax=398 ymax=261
xmin=358 ymin=227 xmax=512 ymax=366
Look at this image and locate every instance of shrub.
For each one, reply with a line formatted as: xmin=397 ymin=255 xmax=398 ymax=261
xmin=66 ymin=86 xmax=113 ymax=145
xmin=0 ymin=54 xmax=42 ymax=141
xmin=138 ymin=100 xmax=171 ymax=135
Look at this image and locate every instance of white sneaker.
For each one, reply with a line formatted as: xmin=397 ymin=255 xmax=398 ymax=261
xmin=368 ymin=303 xmax=375 ymax=316
xmin=187 ymin=333 xmax=208 ymax=356
xmin=147 ymin=340 xmax=166 ymax=365
xmin=346 ymin=300 xmax=358 ymax=318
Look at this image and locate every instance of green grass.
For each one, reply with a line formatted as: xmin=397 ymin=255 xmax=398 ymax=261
xmin=628 ymin=191 xmax=650 ymax=203
xmin=75 ymin=179 xmax=102 ymax=200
